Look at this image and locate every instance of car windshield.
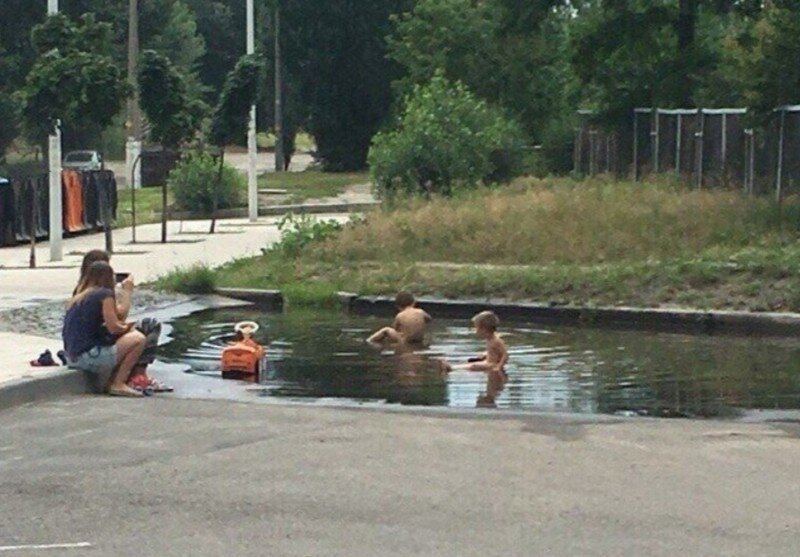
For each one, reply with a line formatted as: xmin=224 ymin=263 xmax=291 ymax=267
xmin=66 ymin=152 xmax=94 ymax=162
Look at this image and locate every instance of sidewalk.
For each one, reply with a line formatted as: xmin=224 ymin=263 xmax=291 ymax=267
xmin=0 ymin=214 xmax=350 ymax=311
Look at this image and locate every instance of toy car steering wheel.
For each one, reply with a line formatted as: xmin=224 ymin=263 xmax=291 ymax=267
xmin=234 ymin=321 xmax=260 ymax=334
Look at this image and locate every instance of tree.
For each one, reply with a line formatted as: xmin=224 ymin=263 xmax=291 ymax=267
xmin=744 ymin=1 xmax=800 ymax=114
xmin=369 ymin=73 xmax=526 ymax=197
xmin=19 ymin=13 xmax=129 ymax=151
xmin=387 ymin=0 xmax=573 ymax=168
xmin=282 ymin=0 xmax=411 ymax=170
xmin=184 ymin=0 xmax=244 ymax=101
xmin=139 ymin=50 xmax=206 ymax=149
xmin=207 ymin=54 xmax=263 ymax=232
xmin=139 ymin=49 xmax=208 ymax=243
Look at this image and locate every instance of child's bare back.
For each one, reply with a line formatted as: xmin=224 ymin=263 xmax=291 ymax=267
xmin=393 ymin=306 xmax=431 ymax=344
xmin=367 ymin=291 xmax=431 ymax=346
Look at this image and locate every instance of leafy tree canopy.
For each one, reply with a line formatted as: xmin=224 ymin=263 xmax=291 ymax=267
xmin=19 ymin=13 xmax=129 ymax=149
xmin=209 ymin=54 xmax=263 ymax=148
xmin=139 ymin=49 xmax=207 ymax=149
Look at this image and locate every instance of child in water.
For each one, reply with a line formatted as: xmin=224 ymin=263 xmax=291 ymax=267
xmin=441 ymin=311 xmax=509 ymax=406
xmin=367 ymin=291 xmax=432 ymax=346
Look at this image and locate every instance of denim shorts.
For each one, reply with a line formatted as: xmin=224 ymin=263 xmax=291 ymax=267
xmin=68 ymin=345 xmax=117 ymax=376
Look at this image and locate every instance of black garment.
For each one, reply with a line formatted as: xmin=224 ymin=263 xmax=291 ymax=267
xmin=62 ymin=288 xmax=115 ymax=359
xmin=0 ymin=178 xmax=14 ymax=246
xmin=13 ymin=179 xmax=33 ymax=242
xmin=32 ymin=175 xmax=49 ymax=238
xmin=82 ymin=171 xmax=100 ymax=228
xmin=94 ymin=170 xmax=117 ymax=226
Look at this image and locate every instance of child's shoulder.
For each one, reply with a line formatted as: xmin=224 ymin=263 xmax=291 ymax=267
xmin=490 ymin=334 xmax=507 ymax=349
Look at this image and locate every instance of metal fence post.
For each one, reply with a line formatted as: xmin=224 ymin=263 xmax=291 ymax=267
xmin=776 ymin=108 xmax=786 ymax=204
xmin=676 ymin=113 xmax=683 ymax=176
xmin=695 ymin=109 xmax=704 ymax=189
xmin=633 ymin=111 xmax=639 ymax=181
xmin=653 ymin=109 xmax=660 ymax=174
xmin=721 ymin=113 xmax=728 ymax=182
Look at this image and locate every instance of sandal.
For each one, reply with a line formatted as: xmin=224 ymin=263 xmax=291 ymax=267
xmin=108 ymin=385 xmax=144 ymax=398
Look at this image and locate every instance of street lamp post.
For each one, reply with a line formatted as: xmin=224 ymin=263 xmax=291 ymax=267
xmin=246 ymin=0 xmax=258 ymax=222
xmin=47 ymin=0 xmax=62 ymax=262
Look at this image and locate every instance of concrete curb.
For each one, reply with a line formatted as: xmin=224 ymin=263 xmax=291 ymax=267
xmin=214 ymin=288 xmax=284 ymax=310
xmin=0 ymin=368 xmax=90 ymax=412
xmin=343 ymin=294 xmax=800 ymax=336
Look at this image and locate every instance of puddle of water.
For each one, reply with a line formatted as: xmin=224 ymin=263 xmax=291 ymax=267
xmin=158 ymin=307 xmax=800 ymax=418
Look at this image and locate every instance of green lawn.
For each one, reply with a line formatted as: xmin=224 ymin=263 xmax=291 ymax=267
xmin=259 ymin=170 xmax=370 ymax=203
xmin=116 ymin=186 xmax=172 ymax=228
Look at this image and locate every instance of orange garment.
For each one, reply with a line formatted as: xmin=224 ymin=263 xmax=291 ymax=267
xmin=61 ymin=170 xmax=85 ymax=232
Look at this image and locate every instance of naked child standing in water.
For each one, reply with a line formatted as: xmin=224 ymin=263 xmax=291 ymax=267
xmin=367 ymin=291 xmax=432 ymax=346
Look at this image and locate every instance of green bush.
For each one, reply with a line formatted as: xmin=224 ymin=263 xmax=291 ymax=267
xmin=168 ymin=151 xmax=244 ymax=214
xmin=157 ymin=264 xmax=217 ymax=294
xmin=269 ymin=213 xmax=343 ymax=257
xmin=368 ymin=72 xmax=527 ymax=197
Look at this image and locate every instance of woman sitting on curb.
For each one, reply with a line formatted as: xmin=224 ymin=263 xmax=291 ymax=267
xmin=76 ymin=250 xmax=172 ymax=393
xmin=63 ymin=261 xmax=146 ymax=397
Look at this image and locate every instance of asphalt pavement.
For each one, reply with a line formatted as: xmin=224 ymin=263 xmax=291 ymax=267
xmin=1 ymin=397 xmax=798 ymax=556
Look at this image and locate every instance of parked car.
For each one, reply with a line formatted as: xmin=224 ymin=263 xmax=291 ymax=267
xmin=63 ymin=150 xmax=104 ymax=171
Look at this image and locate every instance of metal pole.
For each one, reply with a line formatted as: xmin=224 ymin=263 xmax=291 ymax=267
xmin=721 ymin=113 xmax=727 ymax=184
xmin=130 ymin=154 xmax=142 ymax=243
xmin=776 ymin=109 xmax=786 ymax=204
xmin=653 ymin=109 xmax=660 ymax=174
xmin=695 ymin=110 xmax=704 ymax=189
xmin=748 ymin=129 xmax=755 ymax=194
xmin=633 ymin=112 xmax=639 ymax=181
xmin=274 ymin=4 xmax=285 ymax=172
xmin=47 ymin=1 xmax=62 ymax=262
xmin=573 ymin=128 xmax=581 ymax=175
xmin=127 ymin=0 xmax=141 ymax=142
xmin=676 ymin=114 xmax=682 ymax=176
xmin=246 ymin=0 xmax=258 ymax=223
xmin=48 ymin=125 xmax=62 ymax=261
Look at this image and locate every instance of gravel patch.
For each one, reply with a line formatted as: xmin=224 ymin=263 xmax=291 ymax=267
xmin=0 ymin=289 xmax=190 ymax=339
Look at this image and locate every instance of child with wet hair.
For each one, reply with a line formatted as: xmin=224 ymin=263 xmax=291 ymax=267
xmin=367 ymin=291 xmax=432 ymax=346
xmin=441 ymin=310 xmax=508 ymax=376
xmin=466 ymin=311 xmax=508 ymax=375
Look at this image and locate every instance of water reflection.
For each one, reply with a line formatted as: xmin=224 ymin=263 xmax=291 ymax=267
xmin=160 ymin=308 xmax=800 ymax=417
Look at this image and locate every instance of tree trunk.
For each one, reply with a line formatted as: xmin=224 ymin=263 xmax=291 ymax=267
xmin=677 ymin=0 xmax=697 ymax=106
xmin=210 ymin=151 xmax=224 ymax=234
xmin=274 ymin=4 xmax=284 ymax=172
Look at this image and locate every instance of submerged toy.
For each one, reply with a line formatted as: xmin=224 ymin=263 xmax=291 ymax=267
xmin=221 ymin=321 xmax=266 ymax=381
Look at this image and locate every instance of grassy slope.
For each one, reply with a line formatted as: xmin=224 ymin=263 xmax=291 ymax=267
xmin=162 ymin=177 xmax=800 ymax=312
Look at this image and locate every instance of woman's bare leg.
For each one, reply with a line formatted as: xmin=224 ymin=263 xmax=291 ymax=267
xmin=109 ymin=331 xmax=146 ymax=390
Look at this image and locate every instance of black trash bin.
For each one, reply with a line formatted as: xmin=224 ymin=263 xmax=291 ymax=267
xmin=141 ymin=149 xmax=178 ymax=187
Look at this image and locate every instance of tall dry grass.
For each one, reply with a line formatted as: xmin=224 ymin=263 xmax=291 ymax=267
xmin=314 ymin=177 xmax=798 ymax=265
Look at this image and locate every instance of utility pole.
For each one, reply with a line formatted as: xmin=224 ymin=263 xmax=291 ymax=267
xmin=246 ymin=0 xmax=258 ymax=222
xmin=47 ymin=0 xmax=62 ymax=262
xmin=126 ymin=0 xmax=142 ymax=191
xmin=274 ymin=4 xmax=284 ymax=172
